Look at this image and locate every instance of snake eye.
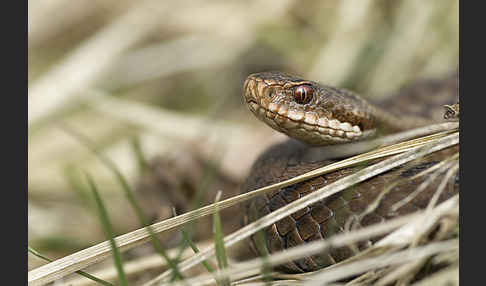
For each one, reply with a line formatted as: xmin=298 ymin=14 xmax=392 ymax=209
xmin=294 ymin=85 xmax=313 ymax=104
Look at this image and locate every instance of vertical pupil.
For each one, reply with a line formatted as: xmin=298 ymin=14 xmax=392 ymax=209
xmin=295 ymin=86 xmax=311 ymax=104
xmin=299 ymin=88 xmax=304 ymax=101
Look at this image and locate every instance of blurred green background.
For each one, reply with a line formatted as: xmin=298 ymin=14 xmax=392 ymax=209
xmin=28 ymin=0 xmax=458 ymax=270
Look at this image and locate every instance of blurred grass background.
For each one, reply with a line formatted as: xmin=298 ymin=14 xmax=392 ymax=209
xmin=28 ymin=0 xmax=458 ymax=271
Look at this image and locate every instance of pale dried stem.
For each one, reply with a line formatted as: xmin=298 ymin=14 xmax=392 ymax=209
xmin=426 ymin=162 xmax=459 ymax=212
xmin=374 ymin=258 xmax=427 ymax=286
xmin=63 ymin=241 xmax=212 ymax=286
xmin=315 ymin=122 xmax=458 ymax=160
xmin=302 ymin=240 xmax=458 ymax=286
xmin=376 ymin=195 xmax=458 ymax=248
xmin=391 ymin=153 xmax=459 ymax=212
xmin=406 ymin=162 xmax=460 ymax=249
xmin=161 ymin=212 xmax=421 ymax=286
xmin=349 ymin=147 xmax=458 ymax=232
xmin=409 ymin=265 xmax=458 ymax=286
xmin=150 ymin=133 xmax=458 ymax=284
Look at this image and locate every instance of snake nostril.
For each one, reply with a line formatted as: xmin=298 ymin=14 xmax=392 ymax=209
xmin=264 ymin=88 xmax=273 ymax=99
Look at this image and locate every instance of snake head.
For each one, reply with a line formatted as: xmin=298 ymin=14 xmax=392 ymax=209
xmin=243 ymin=72 xmax=377 ymax=146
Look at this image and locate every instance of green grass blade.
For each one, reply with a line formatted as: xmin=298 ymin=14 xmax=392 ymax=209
xmin=181 ymin=229 xmax=215 ymax=273
xmin=213 ymin=191 xmax=230 ymax=286
xmin=63 ymin=164 xmax=93 ymax=208
xmin=28 ymin=246 xmax=115 ymax=286
xmin=60 ymin=124 xmax=184 ymax=280
xmin=85 ymin=173 xmax=127 ymax=286
xmin=170 ymin=147 xmax=223 ymax=280
xmin=129 ymin=135 xmax=149 ymax=175
xmin=252 ymin=231 xmax=272 ymax=285
xmin=173 ymin=208 xmax=215 ymax=274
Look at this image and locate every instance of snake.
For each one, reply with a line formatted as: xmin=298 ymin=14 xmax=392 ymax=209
xmin=240 ymin=71 xmax=459 ymax=273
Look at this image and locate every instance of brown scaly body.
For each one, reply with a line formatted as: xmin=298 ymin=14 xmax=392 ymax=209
xmin=241 ymin=71 xmax=459 ymax=273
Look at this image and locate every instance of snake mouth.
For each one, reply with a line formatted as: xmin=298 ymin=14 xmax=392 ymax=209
xmin=243 ymin=73 xmax=377 ymax=145
xmin=247 ymin=99 xmax=374 ymax=145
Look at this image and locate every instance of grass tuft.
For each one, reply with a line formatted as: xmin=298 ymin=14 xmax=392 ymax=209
xmin=85 ymin=173 xmax=127 ymax=286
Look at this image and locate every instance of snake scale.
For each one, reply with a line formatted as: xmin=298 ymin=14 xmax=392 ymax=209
xmin=240 ymin=71 xmax=459 ymax=273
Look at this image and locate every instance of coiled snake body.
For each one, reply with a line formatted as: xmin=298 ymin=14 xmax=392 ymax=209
xmin=241 ymin=71 xmax=459 ymax=273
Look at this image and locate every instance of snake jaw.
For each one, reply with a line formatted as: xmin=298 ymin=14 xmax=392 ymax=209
xmin=244 ymin=72 xmax=376 ymax=146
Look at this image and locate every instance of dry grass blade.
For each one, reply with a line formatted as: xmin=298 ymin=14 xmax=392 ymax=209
xmin=425 ymin=162 xmax=459 ymax=211
xmin=159 ymin=195 xmax=457 ymax=286
xmin=353 ymin=153 xmax=458 ymax=225
xmin=158 ymin=213 xmax=420 ymax=286
xmin=28 ymin=247 xmax=114 ymax=286
xmin=150 ymin=132 xmax=458 ymax=284
xmin=302 ymin=240 xmax=458 ymax=286
xmin=27 ymin=129 xmax=457 ymax=286
xmin=373 ymin=259 xmax=427 ymax=286
xmin=376 ymin=206 xmax=458 ymax=286
xmin=64 ymin=242 xmax=215 ymax=286
xmin=390 ymin=153 xmax=459 ymax=212
xmin=376 ymin=193 xmax=458 ymax=248
xmin=333 ymin=194 xmax=458 ymax=286
xmin=409 ymin=265 xmax=458 ymax=286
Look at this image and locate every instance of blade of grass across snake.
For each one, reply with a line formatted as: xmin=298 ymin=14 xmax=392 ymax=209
xmin=158 ymin=201 xmax=455 ymax=286
xmin=302 ymin=240 xmax=458 ymax=286
xmin=426 ymin=162 xmax=459 ymax=212
xmin=356 ymin=153 xmax=458 ymax=223
xmin=302 ymin=122 xmax=457 ymax=161
xmin=391 ymin=156 xmax=458 ymax=212
xmin=148 ymin=133 xmax=458 ymax=284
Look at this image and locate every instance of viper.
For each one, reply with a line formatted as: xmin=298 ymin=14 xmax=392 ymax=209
xmin=241 ymin=71 xmax=459 ymax=273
